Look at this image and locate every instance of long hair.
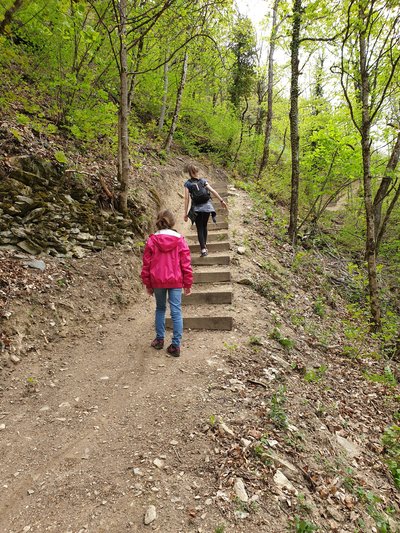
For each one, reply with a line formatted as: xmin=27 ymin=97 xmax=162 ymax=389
xmin=184 ymin=163 xmax=199 ymax=178
xmin=156 ymin=209 xmax=175 ymax=230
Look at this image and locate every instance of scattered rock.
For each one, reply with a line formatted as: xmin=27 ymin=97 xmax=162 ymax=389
xmin=327 ymin=505 xmax=343 ymax=522
xmin=237 ymin=246 xmax=246 ymax=255
xmin=219 ymin=422 xmax=235 ymax=438
xmin=234 ymin=477 xmax=249 ymax=503
xmin=273 ymin=469 xmax=298 ymax=495
xmin=336 ymin=434 xmax=361 ymax=458
xmin=144 ymin=505 xmax=157 ymax=525
xmin=237 ymin=277 xmax=253 ymax=286
xmin=153 ymin=458 xmax=164 ymax=469
xmin=0 ymin=423 xmax=6 ymax=430
xmin=25 ymin=259 xmax=46 ymax=271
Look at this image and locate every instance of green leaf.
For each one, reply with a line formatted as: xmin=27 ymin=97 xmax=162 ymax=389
xmin=54 ymin=150 xmax=68 ymax=164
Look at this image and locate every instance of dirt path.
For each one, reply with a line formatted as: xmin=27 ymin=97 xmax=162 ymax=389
xmin=0 ymin=172 xmax=271 ymax=533
xmin=1 ymin=169 xmax=399 ymax=533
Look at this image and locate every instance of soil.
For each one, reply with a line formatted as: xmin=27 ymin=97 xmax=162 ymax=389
xmin=0 ymin=156 xmax=399 ymax=533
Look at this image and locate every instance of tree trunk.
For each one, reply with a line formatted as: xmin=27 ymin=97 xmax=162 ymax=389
xmin=128 ymin=35 xmax=144 ymax=110
xmin=376 ymin=182 xmax=400 ymax=255
xmin=233 ymin=97 xmax=249 ymax=164
xmin=118 ymin=0 xmax=130 ymax=215
xmin=373 ymin=131 xmax=400 ymax=238
xmin=0 ymin=0 xmax=24 ymax=34
xmin=359 ymin=7 xmax=381 ymax=330
xmin=164 ymin=50 xmax=188 ymax=153
xmin=258 ymin=0 xmax=280 ymax=180
xmin=288 ymin=0 xmax=301 ymax=246
xmin=158 ymin=51 xmax=169 ymax=131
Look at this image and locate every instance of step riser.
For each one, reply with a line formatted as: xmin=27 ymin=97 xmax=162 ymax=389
xmin=191 ymin=256 xmax=230 ymax=266
xmin=189 ymin=242 xmax=229 ymax=253
xmin=182 ymin=292 xmax=232 ymax=305
xmin=209 ymin=222 xmax=228 ymax=231
xmin=166 ymin=316 xmax=233 ymax=331
xmin=194 ymin=271 xmax=231 ymax=283
xmin=186 ymin=233 xmax=228 ymax=242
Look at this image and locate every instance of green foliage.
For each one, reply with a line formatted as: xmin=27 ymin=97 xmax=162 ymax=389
xmin=382 ymin=424 xmax=400 ymax=490
xmin=312 ymin=297 xmax=326 ymax=318
xmin=355 ymin=487 xmax=393 ymax=532
xmin=249 ymin=335 xmax=262 ymax=346
xmin=54 ymin=150 xmax=68 ymax=164
xmin=214 ymin=526 xmax=225 ymax=533
xmin=304 ymin=365 xmax=327 ymax=383
xmin=270 ymin=328 xmax=295 ymax=350
xmin=269 ymin=386 xmax=288 ymax=430
xmin=289 ymin=516 xmax=318 ymax=532
xmin=364 ymin=367 xmax=397 ymax=388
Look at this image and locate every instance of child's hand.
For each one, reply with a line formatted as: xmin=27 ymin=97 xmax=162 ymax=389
xmin=184 ymin=287 xmax=191 ymax=296
xmin=146 ymin=287 xmax=154 ymax=296
xmin=184 ymin=215 xmax=188 ymax=222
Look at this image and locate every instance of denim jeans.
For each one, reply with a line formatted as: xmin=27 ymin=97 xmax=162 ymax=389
xmin=153 ymin=288 xmax=183 ymax=347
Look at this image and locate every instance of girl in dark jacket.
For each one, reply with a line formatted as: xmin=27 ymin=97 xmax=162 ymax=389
xmin=183 ymin=164 xmax=227 ymax=256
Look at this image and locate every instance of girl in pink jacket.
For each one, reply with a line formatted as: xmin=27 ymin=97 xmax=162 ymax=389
xmin=141 ymin=210 xmax=192 ymax=357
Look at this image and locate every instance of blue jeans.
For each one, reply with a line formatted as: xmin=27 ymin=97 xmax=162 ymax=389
xmin=153 ymin=288 xmax=183 ymax=347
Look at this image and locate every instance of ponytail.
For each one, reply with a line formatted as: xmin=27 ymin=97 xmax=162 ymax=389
xmin=155 ymin=209 xmax=175 ymax=230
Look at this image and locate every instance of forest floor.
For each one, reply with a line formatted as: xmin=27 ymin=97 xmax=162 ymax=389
xmin=0 ymin=156 xmax=399 ymax=533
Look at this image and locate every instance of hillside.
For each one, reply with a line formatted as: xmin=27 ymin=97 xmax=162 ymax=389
xmin=1 ymin=152 xmax=399 ymax=531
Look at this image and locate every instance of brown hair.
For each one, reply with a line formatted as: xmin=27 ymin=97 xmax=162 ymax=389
xmin=184 ymin=163 xmax=199 ymax=178
xmin=156 ymin=209 xmax=175 ymax=230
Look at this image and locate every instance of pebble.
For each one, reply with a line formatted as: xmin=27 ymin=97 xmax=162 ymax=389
xmin=25 ymin=259 xmax=46 ymax=271
xmin=219 ymin=422 xmax=235 ymax=438
xmin=234 ymin=477 xmax=249 ymax=503
xmin=273 ymin=469 xmax=298 ymax=495
xmin=153 ymin=458 xmax=164 ymax=469
xmin=170 ymin=440 xmax=179 ymax=446
xmin=0 ymin=424 xmax=5 ymax=431
xmin=144 ymin=505 xmax=157 ymax=525
xmin=10 ymin=354 xmax=20 ymax=364
xmin=237 ymin=246 xmax=246 ymax=255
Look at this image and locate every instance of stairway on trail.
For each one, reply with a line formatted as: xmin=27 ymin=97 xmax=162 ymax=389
xmin=166 ymin=183 xmax=233 ymax=331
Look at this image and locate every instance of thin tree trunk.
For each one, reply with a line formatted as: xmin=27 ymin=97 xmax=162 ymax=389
xmin=376 ymin=181 xmax=400 ymax=254
xmin=128 ymin=35 xmax=144 ymax=110
xmin=233 ymin=97 xmax=249 ymax=164
xmin=373 ymin=131 xmax=400 ymax=237
xmin=158 ymin=50 xmax=169 ymax=131
xmin=164 ymin=50 xmax=188 ymax=153
xmin=258 ymin=0 xmax=280 ymax=180
xmin=288 ymin=0 xmax=301 ymax=246
xmin=0 ymin=0 xmax=24 ymax=34
xmin=275 ymin=126 xmax=287 ymax=164
xmin=359 ymin=7 xmax=381 ymax=330
xmin=118 ymin=0 xmax=130 ymax=214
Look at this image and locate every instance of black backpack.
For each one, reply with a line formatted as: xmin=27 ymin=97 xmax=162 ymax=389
xmin=189 ymin=179 xmax=211 ymax=205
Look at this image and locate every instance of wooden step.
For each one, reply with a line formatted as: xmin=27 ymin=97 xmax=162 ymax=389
xmin=166 ymin=316 xmax=233 ymax=331
xmin=191 ymin=255 xmax=230 ymax=266
xmin=189 ymin=242 xmax=229 ymax=253
xmin=193 ymin=270 xmax=231 ymax=283
xmin=209 ymin=222 xmax=228 ymax=231
xmin=186 ymin=232 xmax=228 ymax=242
xmin=182 ymin=289 xmax=232 ymax=305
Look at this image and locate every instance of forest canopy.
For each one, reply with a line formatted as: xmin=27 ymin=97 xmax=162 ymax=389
xmin=0 ymin=0 xmax=399 ymax=338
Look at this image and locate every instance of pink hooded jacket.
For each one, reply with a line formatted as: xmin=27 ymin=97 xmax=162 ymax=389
xmin=141 ymin=229 xmax=193 ymax=289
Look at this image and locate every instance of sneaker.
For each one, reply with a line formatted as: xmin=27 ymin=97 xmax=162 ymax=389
xmin=166 ymin=344 xmax=180 ymax=357
xmin=151 ymin=338 xmax=164 ymax=350
xmin=200 ymin=249 xmax=208 ymax=257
